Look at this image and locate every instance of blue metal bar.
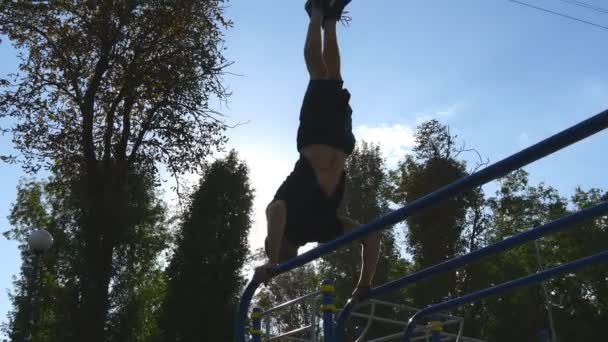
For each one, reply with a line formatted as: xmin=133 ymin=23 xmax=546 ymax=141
xmin=234 ymin=109 xmax=608 ymax=342
xmin=322 ymin=280 xmax=336 ymax=342
xmin=400 ymin=250 xmax=608 ymax=342
xmin=430 ymin=319 xmax=442 ymax=342
xmin=432 ymin=329 xmax=441 ymax=342
xmin=335 ymin=201 xmax=608 ymax=340
xmin=251 ymin=308 xmax=262 ymax=342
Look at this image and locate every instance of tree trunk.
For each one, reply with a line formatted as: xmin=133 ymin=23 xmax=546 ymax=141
xmin=76 ymin=162 xmax=126 ymax=342
xmin=78 ymin=233 xmax=114 ymax=342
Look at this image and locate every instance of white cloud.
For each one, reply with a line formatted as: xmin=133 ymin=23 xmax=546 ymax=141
xmin=415 ymin=103 xmax=463 ymax=124
xmin=355 ymin=123 xmax=416 ymax=166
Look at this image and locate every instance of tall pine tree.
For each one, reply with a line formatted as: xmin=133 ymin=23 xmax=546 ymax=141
xmin=158 ymin=150 xmax=253 ymax=341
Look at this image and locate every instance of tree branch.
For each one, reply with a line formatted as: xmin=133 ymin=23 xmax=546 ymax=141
xmin=117 ymin=95 xmax=135 ymax=163
xmin=102 ymin=91 xmax=125 ymax=163
xmin=81 ymin=7 xmax=116 ymax=167
xmin=21 ymin=23 xmax=84 ymax=103
xmin=128 ymin=101 xmax=166 ymax=163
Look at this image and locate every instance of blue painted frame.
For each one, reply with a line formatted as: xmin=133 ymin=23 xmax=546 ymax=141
xmin=321 ymin=280 xmax=336 ymax=342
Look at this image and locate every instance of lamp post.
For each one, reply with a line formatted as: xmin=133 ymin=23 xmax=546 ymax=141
xmin=26 ymin=230 xmax=53 ymax=341
xmin=534 ymin=240 xmax=557 ymax=342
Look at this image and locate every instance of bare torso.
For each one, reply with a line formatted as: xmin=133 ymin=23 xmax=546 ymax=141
xmin=300 ymin=144 xmax=347 ymax=198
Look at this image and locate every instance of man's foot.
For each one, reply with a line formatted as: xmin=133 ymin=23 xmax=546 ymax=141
xmin=305 ymin=0 xmax=324 ymax=18
xmin=325 ymin=0 xmax=352 ymax=22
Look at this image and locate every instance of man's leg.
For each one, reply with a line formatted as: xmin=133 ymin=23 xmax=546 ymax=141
xmin=304 ymin=1 xmax=327 ymax=79
xmin=303 ymin=13 xmax=346 ymax=193
xmin=323 ymin=17 xmax=342 ymax=80
xmin=301 ymin=9 xmax=346 ymax=197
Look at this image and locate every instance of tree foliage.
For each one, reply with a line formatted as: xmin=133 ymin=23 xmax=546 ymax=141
xmin=0 ymin=2 xmax=233 ymax=340
xmin=3 ymin=168 xmax=169 ymax=342
xmin=158 ymin=150 xmax=254 ymax=342
xmin=0 ymin=0 xmax=231 ymax=176
xmin=390 ymin=120 xmax=477 ymax=307
xmin=462 ymin=171 xmax=608 ymax=342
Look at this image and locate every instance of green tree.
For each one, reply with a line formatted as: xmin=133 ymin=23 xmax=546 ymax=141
xmin=0 ymin=2 xmax=232 ymax=340
xmin=461 ymin=170 xmax=568 ymax=341
xmin=2 ymin=180 xmax=80 ymax=342
xmin=3 ymin=166 xmax=169 ymax=341
xmin=105 ymin=173 xmax=170 ymax=342
xmin=390 ymin=120 xmax=473 ymax=308
xmin=540 ymin=187 xmax=608 ymax=342
xmin=158 ymin=151 xmax=253 ymax=342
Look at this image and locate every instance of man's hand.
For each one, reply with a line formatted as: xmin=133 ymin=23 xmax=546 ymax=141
xmin=253 ymin=262 xmax=278 ymax=286
xmin=350 ymin=285 xmax=371 ymax=305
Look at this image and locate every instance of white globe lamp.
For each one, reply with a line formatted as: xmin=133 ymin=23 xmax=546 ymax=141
xmin=28 ymin=229 xmax=54 ymax=253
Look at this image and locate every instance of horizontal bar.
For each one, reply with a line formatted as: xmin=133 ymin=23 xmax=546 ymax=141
xmin=283 ymin=338 xmax=313 ymax=342
xmin=262 ymin=291 xmax=320 ymax=316
xmin=349 ymin=311 xmax=461 ymax=330
xmin=235 ymin=109 xmax=608 ymax=342
xmin=349 ymin=311 xmax=419 ymax=328
xmin=369 ymin=330 xmax=486 ymax=342
xmin=369 ymin=334 xmax=435 ymax=342
xmin=401 ymin=250 xmax=608 ymax=342
xmin=367 ymin=299 xmax=463 ymax=320
xmin=336 ymin=201 xmax=608 ymax=338
xmin=269 ymin=325 xmax=312 ymax=341
xmin=459 ymin=338 xmax=487 ymax=342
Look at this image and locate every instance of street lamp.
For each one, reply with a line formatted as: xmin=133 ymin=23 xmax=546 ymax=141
xmin=27 ymin=230 xmax=53 ymax=254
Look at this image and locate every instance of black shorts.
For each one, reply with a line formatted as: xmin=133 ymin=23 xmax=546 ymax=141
xmin=297 ymin=79 xmax=356 ymax=155
xmin=270 ymin=156 xmax=345 ymax=248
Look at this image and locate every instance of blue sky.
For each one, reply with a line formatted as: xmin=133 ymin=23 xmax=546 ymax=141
xmin=1 ymin=0 xmax=607 ymax=330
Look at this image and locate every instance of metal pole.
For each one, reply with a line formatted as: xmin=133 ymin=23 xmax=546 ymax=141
xmin=310 ymin=294 xmax=318 ymax=342
xmin=534 ymin=241 xmax=558 ymax=342
xmin=264 ymin=316 xmax=271 ymax=342
xmin=251 ymin=308 xmax=262 ymax=342
xmin=321 ymin=280 xmax=336 ymax=342
xmin=430 ymin=320 xmax=442 ymax=342
xmin=28 ymin=252 xmax=42 ymax=342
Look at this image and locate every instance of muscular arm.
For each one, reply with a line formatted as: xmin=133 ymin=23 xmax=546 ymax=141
xmin=358 ymin=231 xmax=381 ymax=286
xmin=253 ymin=201 xmax=289 ymax=285
xmin=266 ymin=201 xmax=287 ymax=264
xmin=340 ymin=216 xmax=381 ymax=286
